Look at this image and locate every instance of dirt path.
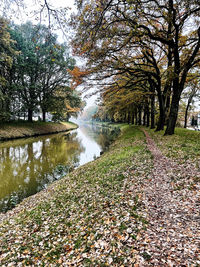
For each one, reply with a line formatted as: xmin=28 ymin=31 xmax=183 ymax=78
xmin=135 ymin=130 xmax=200 ymax=266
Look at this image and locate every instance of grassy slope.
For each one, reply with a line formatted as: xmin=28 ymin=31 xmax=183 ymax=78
xmin=0 ymin=125 xmax=153 ymax=266
xmin=0 ymin=125 xmax=199 ymax=265
xmin=0 ymin=121 xmax=77 ymax=141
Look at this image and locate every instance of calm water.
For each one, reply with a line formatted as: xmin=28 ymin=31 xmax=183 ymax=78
xmin=0 ymin=123 xmax=119 ymax=212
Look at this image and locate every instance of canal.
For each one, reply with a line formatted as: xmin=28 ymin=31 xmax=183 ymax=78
xmin=0 ymin=123 xmax=119 ymax=212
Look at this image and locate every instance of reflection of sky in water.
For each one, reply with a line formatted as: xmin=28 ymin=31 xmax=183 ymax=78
xmin=76 ymin=126 xmax=101 ymax=165
xmin=33 ymin=141 xmax=43 ymax=159
xmin=0 ymin=123 xmax=114 ymax=212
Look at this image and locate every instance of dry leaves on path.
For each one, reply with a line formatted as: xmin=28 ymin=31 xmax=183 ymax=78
xmin=133 ymin=129 xmax=200 ymax=266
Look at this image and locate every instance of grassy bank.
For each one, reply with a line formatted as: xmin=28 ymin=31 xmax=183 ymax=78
xmin=146 ymin=127 xmax=200 ymax=165
xmin=0 ymin=121 xmax=78 ymax=141
xmin=0 ymin=125 xmax=153 ymax=265
xmin=145 ymin=127 xmax=200 ymax=192
xmin=0 ymin=125 xmax=199 ymax=265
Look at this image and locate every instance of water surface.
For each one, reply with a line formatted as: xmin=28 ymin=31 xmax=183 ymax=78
xmin=0 ymin=123 xmax=119 ymax=212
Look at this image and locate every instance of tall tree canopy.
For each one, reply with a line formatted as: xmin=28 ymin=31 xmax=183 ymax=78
xmin=9 ymin=22 xmax=80 ymax=122
xmin=11 ymin=22 xmax=77 ymax=121
xmin=71 ymin=0 xmax=200 ymax=134
xmin=0 ymin=20 xmax=83 ymax=122
xmin=0 ymin=17 xmax=17 ymax=121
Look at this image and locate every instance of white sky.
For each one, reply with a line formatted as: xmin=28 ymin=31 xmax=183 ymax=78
xmin=9 ymin=0 xmax=75 ymax=41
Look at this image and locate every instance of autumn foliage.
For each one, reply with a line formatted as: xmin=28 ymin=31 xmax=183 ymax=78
xmin=71 ymin=0 xmax=200 ymax=134
xmin=68 ymin=66 xmax=90 ymax=89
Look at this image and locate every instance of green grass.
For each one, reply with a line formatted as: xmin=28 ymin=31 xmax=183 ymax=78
xmin=0 ymin=125 xmax=153 ymax=265
xmin=1 ymin=125 xmax=197 ymax=265
xmin=0 ymin=121 xmax=78 ymax=141
xmin=146 ymin=127 xmax=200 ymax=164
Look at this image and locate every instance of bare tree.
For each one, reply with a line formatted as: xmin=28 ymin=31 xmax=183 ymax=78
xmin=0 ymin=0 xmax=70 ymax=34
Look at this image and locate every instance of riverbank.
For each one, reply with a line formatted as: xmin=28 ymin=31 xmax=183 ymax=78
xmin=0 ymin=125 xmax=199 ymax=265
xmin=0 ymin=121 xmax=78 ymax=141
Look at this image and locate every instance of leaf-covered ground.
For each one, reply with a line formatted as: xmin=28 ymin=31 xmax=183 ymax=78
xmin=134 ymin=129 xmax=200 ymax=266
xmin=0 ymin=125 xmax=199 ymax=266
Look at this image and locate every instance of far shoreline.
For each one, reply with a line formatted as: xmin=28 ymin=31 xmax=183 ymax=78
xmin=0 ymin=121 xmax=78 ymax=142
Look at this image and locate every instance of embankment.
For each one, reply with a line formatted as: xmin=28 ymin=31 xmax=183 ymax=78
xmin=0 ymin=125 xmax=199 ymax=265
xmin=0 ymin=121 xmax=78 ymax=141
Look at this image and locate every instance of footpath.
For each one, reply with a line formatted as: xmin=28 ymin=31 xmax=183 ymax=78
xmin=133 ymin=130 xmax=200 ymax=266
xmin=0 ymin=125 xmax=199 ymax=266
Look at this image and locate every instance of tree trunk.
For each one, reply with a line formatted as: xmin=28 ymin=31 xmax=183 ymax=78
xmin=150 ymin=95 xmax=155 ymax=129
xmin=184 ymin=89 xmax=196 ymax=128
xmin=165 ymin=91 xmax=181 ymax=135
xmin=131 ymin=111 xmax=135 ymax=124
xmin=164 ymin=94 xmax=171 ymax=126
xmin=42 ymin=110 xmax=46 ymax=122
xmin=28 ymin=109 xmax=33 ymax=122
xmin=5 ymin=98 xmax=11 ymax=121
xmin=184 ymin=104 xmax=190 ymax=128
xmin=143 ymin=109 xmax=146 ymax=126
xmin=156 ymin=94 xmax=165 ymax=131
xmin=111 ymin=115 xmax=114 ymax=123
xmin=123 ymin=112 xmax=126 ymax=123
xmin=138 ymin=107 xmax=142 ymax=125
xmin=146 ymin=105 xmax=150 ymax=127
xmin=156 ymin=108 xmax=165 ymax=131
xmin=135 ymin=109 xmax=138 ymax=125
xmin=127 ymin=111 xmax=131 ymax=124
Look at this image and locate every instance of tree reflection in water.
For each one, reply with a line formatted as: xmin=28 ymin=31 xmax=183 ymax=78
xmin=0 ymin=124 xmax=119 ymax=212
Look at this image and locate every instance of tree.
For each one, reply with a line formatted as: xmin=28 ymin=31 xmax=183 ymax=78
xmin=10 ymin=22 xmax=44 ymax=121
xmin=182 ymin=76 xmax=200 ymax=128
xmin=10 ymin=22 xmax=78 ymax=122
xmin=35 ymin=31 xmax=75 ymax=121
xmin=0 ymin=17 xmax=17 ymax=121
xmin=1 ymin=0 xmax=69 ymax=33
xmin=50 ymin=86 xmax=83 ymax=122
xmin=71 ymin=0 xmax=200 ymax=134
